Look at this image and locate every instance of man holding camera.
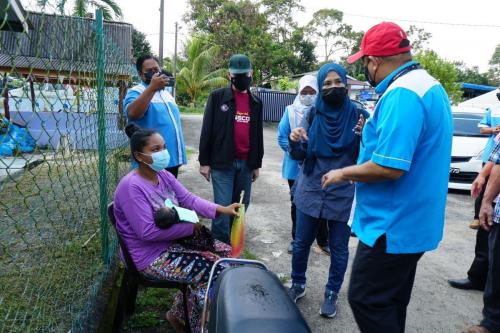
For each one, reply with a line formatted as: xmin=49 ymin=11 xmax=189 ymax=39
xmin=124 ymin=54 xmax=186 ymax=177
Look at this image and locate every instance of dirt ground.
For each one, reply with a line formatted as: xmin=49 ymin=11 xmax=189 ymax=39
xmin=179 ymin=114 xmax=484 ymax=333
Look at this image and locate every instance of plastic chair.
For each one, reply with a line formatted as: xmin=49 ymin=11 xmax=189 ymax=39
xmin=107 ymin=202 xmax=191 ymax=333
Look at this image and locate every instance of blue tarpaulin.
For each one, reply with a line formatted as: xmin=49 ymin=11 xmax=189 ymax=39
xmin=0 ymin=118 xmax=35 ymax=156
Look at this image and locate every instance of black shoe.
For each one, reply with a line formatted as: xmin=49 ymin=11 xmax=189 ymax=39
xmin=447 ymin=278 xmax=484 ymax=291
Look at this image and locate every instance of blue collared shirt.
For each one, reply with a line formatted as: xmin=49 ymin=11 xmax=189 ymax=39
xmin=352 ymin=61 xmax=453 ymax=253
xmin=124 ymin=83 xmax=187 ymax=168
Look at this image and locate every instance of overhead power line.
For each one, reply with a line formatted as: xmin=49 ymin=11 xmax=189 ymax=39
xmin=146 ymin=31 xmax=189 ymax=37
xmin=341 ymin=12 xmax=500 ymax=29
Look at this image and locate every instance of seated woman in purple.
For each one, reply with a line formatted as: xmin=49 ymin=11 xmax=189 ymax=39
xmin=113 ymin=123 xmax=240 ymax=332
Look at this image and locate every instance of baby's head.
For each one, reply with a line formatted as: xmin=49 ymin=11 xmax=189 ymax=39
xmin=154 ymin=206 xmax=180 ymax=229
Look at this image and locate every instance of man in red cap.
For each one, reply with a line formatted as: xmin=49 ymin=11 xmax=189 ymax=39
xmin=322 ymin=22 xmax=453 ymax=332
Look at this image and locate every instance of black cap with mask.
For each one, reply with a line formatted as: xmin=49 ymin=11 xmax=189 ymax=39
xmin=229 ymin=54 xmax=252 ymax=92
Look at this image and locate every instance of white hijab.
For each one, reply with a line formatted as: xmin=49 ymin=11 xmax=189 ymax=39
xmin=288 ymin=74 xmax=318 ymax=129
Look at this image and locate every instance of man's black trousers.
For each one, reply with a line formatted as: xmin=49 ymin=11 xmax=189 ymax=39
xmin=481 ymin=223 xmax=500 ymax=333
xmin=348 ymin=235 xmax=423 ymax=333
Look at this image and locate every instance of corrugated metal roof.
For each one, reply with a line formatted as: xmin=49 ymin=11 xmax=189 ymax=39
xmin=0 ymin=11 xmax=133 ymax=76
xmin=0 ymin=54 xmax=130 ymax=76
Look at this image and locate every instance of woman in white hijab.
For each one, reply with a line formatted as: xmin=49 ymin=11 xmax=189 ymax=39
xmin=277 ymin=74 xmax=330 ymax=255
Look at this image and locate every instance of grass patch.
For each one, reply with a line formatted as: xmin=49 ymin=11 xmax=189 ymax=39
xmin=0 ymin=150 xmax=129 ymax=331
xmin=185 ymin=148 xmax=196 ymax=161
xmin=241 ymin=249 xmax=259 ymax=261
xmin=178 ymin=148 xmax=197 ymax=176
xmin=123 ymin=288 xmax=177 ymax=332
xmin=278 ymin=273 xmax=289 ymax=285
xmin=126 ymin=311 xmax=161 ymax=329
xmin=179 ymin=106 xmax=204 ymax=114
xmin=0 ymin=222 xmax=105 ymax=331
xmin=135 ymin=288 xmax=176 ymax=308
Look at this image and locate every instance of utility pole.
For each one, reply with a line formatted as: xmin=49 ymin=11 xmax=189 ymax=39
xmin=159 ymin=0 xmax=164 ymax=67
xmin=173 ymin=22 xmax=178 ymax=98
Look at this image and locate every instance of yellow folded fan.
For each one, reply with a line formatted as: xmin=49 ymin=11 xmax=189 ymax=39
xmin=230 ymin=191 xmax=245 ymax=258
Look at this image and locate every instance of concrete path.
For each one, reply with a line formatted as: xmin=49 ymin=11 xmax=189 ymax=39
xmin=179 ymin=114 xmax=483 ymax=333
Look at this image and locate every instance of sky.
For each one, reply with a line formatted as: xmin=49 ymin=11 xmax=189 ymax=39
xmin=119 ymin=0 xmax=499 ymax=72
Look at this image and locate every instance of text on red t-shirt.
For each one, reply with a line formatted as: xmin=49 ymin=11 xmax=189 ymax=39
xmin=233 ymin=89 xmax=251 ymax=160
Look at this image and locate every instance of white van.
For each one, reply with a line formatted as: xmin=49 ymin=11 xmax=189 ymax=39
xmin=449 ymin=106 xmax=488 ymax=191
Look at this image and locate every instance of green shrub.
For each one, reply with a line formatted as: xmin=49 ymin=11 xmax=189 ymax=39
xmin=179 ymin=106 xmax=204 ymax=114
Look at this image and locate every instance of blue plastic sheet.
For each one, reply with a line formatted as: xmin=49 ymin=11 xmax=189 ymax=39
xmin=0 ymin=118 xmax=35 ymax=156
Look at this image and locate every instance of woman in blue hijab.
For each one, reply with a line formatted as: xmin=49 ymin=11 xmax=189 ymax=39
xmin=287 ymin=63 xmax=368 ymax=318
xmin=277 ymin=74 xmax=330 ymax=255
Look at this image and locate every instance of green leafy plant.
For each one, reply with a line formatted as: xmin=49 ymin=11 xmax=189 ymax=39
xmin=415 ymin=50 xmax=463 ymax=104
xmin=176 ymin=38 xmax=228 ymax=107
xmin=37 ymin=0 xmax=122 ymax=20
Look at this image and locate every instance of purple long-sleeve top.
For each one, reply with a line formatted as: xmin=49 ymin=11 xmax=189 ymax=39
xmin=113 ymin=170 xmax=218 ymax=270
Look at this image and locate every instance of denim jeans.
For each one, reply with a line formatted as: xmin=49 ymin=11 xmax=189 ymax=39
xmin=287 ymin=179 xmax=328 ymax=247
xmin=211 ymin=160 xmax=253 ymax=244
xmin=291 ymin=209 xmax=351 ymax=293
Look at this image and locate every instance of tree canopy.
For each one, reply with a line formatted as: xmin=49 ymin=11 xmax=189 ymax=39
xmin=37 ymin=0 xmax=122 ymax=20
xmin=155 ymin=1 xmax=498 ymax=103
xmin=415 ymin=50 xmax=462 ymax=103
xmin=306 ymin=9 xmax=352 ymax=62
xmin=184 ymin=0 xmax=316 ymax=85
xmin=488 ymin=44 xmax=500 ymax=86
xmin=454 ymin=62 xmax=491 ymax=86
xmin=175 ymin=37 xmax=228 ymax=106
xmin=407 ymin=25 xmax=432 ymax=53
xmin=132 ymin=28 xmax=154 ymax=60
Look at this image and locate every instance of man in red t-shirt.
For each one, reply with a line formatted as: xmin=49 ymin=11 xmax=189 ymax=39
xmin=198 ymin=54 xmax=264 ymax=244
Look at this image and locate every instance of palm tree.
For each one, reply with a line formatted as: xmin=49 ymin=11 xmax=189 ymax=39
xmin=37 ymin=0 xmax=122 ymax=20
xmin=176 ymin=38 xmax=228 ymax=106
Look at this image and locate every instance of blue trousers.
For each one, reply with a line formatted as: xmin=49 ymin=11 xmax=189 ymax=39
xmin=211 ymin=160 xmax=252 ymax=244
xmin=291 ymin=209 xmax=351 ymax=293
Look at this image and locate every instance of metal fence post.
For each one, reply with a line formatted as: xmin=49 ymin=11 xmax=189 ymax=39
xmin=95 ymin=9 xmax=109 ymax=264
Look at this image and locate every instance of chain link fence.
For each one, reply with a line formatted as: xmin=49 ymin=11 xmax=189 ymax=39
xmin=0 ymin=2 xmax=135 ymax=331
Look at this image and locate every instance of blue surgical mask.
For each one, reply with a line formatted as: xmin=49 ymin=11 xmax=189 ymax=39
xmin=139 ymin=149 xmax=170 ymax=172
xmin=299 ymin=94 xmax=316 ymax=106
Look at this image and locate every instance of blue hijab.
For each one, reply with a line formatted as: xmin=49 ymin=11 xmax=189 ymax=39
xmin=304 ymin=63 xmax=359 ymax=174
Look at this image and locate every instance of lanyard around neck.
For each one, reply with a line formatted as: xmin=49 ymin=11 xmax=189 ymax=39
xmin=386 ymin=63 xmax=421 ymax=88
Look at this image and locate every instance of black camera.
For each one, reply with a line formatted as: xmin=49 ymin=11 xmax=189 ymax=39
xmin=144 ymin=70 xmax=175 ymax=87
xmin=160 ymin=70 xmax=175 ymax=87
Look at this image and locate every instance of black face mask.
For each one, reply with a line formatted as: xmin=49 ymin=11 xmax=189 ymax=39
xmin=231 ymin=74 xmax=252 ymax=91
xmin=364 ymin=65 xmax=377 ymax=87
xmin=497 ymin=92 xmax=500 ymax=101
xmin=322 ymin=87 xmax=346 ymax=108
xmin=143 ymin=70 xmax=158 ymax=85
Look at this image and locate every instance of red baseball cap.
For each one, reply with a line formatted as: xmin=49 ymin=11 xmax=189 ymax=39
xmin=347 ymin=22 xmax=411 ymax=64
